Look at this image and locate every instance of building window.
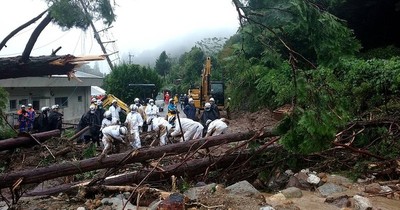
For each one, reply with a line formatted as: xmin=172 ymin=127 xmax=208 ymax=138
xmin=9 ymin=100 xmax=17 ymax=110
xmin=78 ymin=96 xmax=82 ymax=102
xmin=19 ymin=99 xmax=28 ymax=106
xmin=55 ymin=97 xmax=68 ymax=107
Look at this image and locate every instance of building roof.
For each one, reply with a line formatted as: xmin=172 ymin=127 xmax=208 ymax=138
xmin=0 ymin=71 xmax=103 ymax=88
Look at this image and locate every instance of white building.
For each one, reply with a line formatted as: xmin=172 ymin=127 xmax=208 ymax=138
xmin=0 ymin=71 xmax=104 ymax=125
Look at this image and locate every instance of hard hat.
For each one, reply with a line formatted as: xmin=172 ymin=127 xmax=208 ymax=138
xmin=91 ymin=98 xmax=97 ymax=102
xmin=119 ymin=126 xmax=127 ymax=135
xmin=41 ymin=106 xmax=48 ymax=112
xmin=209 ymin=98 xmax=215 ymax=102
xmin=112 ymin=99 xmax=117 ymax=103
xmin=134 ymin=98 xmax=140 ymax=103
xmin=90 ymin=104 xmax=96 ymax=110
xmin=21 ymin=105 xmax=26 ymax=108
xmin=104 ymin=110 xmax=112 ymax=118
xmin=204 ymin=103 xmax=211 ymax=108
xmin=97 ymin=100 xmax=103 ymax=105
xmin=51 ymin=105 xmax=57 ymax=110
xmin=28 ymin=103 xmax=32 ymax=107
xmin=169 ymin=98 xmax=173 ymax=102
xmin=130 ymin=104 xmax=138 ymax=111
xmin=168 ymin=115 xmax=176 ymax=124
xmin=188 ymin=98 xmax=194 ymax=102
xmin=149 ymin=99 xmax=154 ymax=103
xmin=55 ymin=104 xmax=60 ymax=109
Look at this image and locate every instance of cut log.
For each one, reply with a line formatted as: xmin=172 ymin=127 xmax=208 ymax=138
xmin=0 ymin=129 xmax=275 ymax=189
xmin=25 ymin=152 xmax=251 ymax=196
xmin=0 ymin=130 xmax=61 ymax=151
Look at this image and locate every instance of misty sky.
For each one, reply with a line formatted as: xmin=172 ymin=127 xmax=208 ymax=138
xmin=0 ymin=0 xmax=239 ymax=72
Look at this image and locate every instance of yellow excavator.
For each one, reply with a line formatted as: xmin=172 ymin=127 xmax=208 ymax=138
xmin=101 ymin=94 xmax=130 ymax=114
xmin=188 ymin=57 xmax=224 ymax=110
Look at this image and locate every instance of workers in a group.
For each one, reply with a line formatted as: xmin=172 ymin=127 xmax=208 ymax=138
xmin=76 ymin=104 xmax=101 ymax=145
xmin=37 ymin=106 xmax=50 ymax=132
xmin=48 ymin=105 xmax=63 ymax=130
xmin=26 ymin=104 xmax=36 ymax=131
xmin=209 ymin=98 xmax=220 ymax=119
xmin=100 ymin=110 xmax=118 ymax=132
xmin=134 ymin=98 xmax=147 ymax=132
xmin=145 ymin=99 xmax=159 ymax=132
xmin=99 ymin=125 xmax=128 ymax=160
xmin=125 ymin=104 xmax=144 ymax=149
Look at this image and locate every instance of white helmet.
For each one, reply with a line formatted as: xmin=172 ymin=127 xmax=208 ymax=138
xmin=21 ymin=105 xmax=26 ymax=108
xmin=189 ymin=98 xmax=194 ymax=103
xmin=119 ymin=126 xmax=127 ymax=135
xmin=89 ymin=104 xmax=96 ymax=111
xmin=130 ymin=104 xmax=138 ymax=111
xmin=97 ymin=100 xmax=103 ymax=105
xmin=204 ymin=102 xmax=211 ymax=108
xmin=112 ymin=99 xmax=117 ymax=104
xmin=41 ymin=106 xmax=48 ymax=112
xmin=28 ymin=103 xmax=33 ymax=107
xmin=91 ymin=98 xmax=97 ymax=103
xmin=104 ymin=110 xmax=112 ymax=118
xmin=149 ymin=99 xmax=154 ymax=103
xmin=209 ymin=98 xmax=215 ymax=102
xmin=134 ymin=98 xmax=140 ymax=103
xmin=51 ymin=105 xmax=57 ymax=110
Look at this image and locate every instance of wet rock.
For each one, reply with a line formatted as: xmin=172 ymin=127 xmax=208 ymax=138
xmin=307 ymin=174 xmax=321 ymax=185
xmin=317 ymin=183 xmax=346 ymax=197
xmin=226 ymin=180 xmax=261 ymax=197
xmin=158 ymin=193 xmax=185 ymax=210
xmin=100 ymin=195 xmax=136 ymax=210
xmin=267 ymin=193 xmax=286 ymax=202
xmin=76 ymin=207 xmax=86 ymax=210
xmin=364 ymin=183 xmax=381 ymax=194
xmin=325 ymin=194 xmax=351 ymax=208
xmin=286 ymin=176 xmax=304 ymax=189
xmin=281 ymin=187 xmax=302 ymax=198
xmin=294 ymin=172 xmax=311 ymax=190
xmin=327 ymin=174 xmax=353 ymax=188
xmin=353 ymin=195 xmax=373 ymax=210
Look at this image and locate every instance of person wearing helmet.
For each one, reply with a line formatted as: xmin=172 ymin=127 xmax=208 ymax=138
xmin=183 ymin=98 xmax=197 ymax=121
xmin=200 ymin=102 xmax=218 ymax=137
xmin=209 ymin=97 xmax=220 ymax=118
xmin=164 ymin=92 xmax=170 ymax=105
xmin=100 ymin=110 xmax=118 ymax=131
xmin=145 ymin=99 xmax=159 ymax=132
xmin=95 ymin=99 xmax=105 ymax=125
xmin=26 ymin=103 xmax=36 ymax=131
xmin=90 ymin=97 xmax=97 ymax=107
xmin=37 ymin=107 xmax=50 ymax=132
xmin=205 ymin=118 xmax=229 ymax=137
xmin=76 ymin=104 xmax=101 ymax=145
xmin=48 ymin=105 xmax=63 ymax=130
xmin=125 ymin=104 xmax=144 ymax=148
xmin=151 ymin=117 xmax=173 ymax=146
xmin=108 ymin=99 xmax=121 ymax=122
xmin=17 ymin=105 xmax=28 ymax=133
xmin=169 ymin=117 xmax=204 ymax=142
xmin=167 ymin=98 xmax=177 ymax=118
xmin=99 ymin=124 xmax=129 ymax=160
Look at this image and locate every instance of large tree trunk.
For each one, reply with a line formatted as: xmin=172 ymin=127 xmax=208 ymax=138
xmin=0 ymin=130 xmax=61 ymax=151
xmin=26 ymin=153 xmax=251 ymax=196
xmin=0 ymin=54 xmax=105 ymax=79
xmin=0 ymin=130 xmax=275 ymax=189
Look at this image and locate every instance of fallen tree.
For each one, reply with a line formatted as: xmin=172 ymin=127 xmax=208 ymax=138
xmin=0 ymin=130 xmax=61 ymax=151
xmin=0 ymin=129 xmax=276 ymax=189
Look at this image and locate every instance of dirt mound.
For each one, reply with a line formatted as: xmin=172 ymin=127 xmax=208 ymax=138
xmin=228 ymin=108 xmax=279 ymax=133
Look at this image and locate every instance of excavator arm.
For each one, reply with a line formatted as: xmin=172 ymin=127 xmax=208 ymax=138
xmin=101 ymin=94 xmax=130 ymax=114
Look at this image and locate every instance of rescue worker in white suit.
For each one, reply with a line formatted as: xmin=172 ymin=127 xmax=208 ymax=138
xmin=169 ymin=116 xmax=204 ymax=142
xmin=100 ymin=125 xmax=128 ymax=160
xmin=100 ymin=110 xmax=119 ymax=132
xmin=151 ymin=117 xmax=173 ymax=146
xmin=108 ymin=99 xmax=121 ymax=123
xmin=125 ymin=104 xmax=144 ymax=148
xmin=205 ymin=118 xmax=229 ymax=137
xmin=145 ymin=99 xmax=159 ymax=132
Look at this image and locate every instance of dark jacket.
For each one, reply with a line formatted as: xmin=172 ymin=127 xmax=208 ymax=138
xmin=183 ymin=104 xmax=197 ymax=121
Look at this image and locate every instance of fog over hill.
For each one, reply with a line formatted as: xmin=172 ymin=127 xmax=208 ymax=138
xmin=120 ymin=27 xmax=238 ymax=67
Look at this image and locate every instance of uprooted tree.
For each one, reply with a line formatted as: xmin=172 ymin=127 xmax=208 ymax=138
xmin=0 ymin=0 xmax=116 ymax=79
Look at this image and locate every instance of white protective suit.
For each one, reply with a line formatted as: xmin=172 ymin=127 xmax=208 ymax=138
xmin=100 ymin=117 xmax=119 ymax=131
xmin=145 ymin=103 xmax=159 ymax=131
xmin=125 ymin=110 xmax=143 ymax=148
xmin=151 ymin=117 xmax=173 ymax=146
xmin=108 ymin=105 xmax=121 ymax=122
xmin=170 ymin=118 xmax=204 ymax=142
xmin=101 ymin=125 xmax=127 ymax=157
xmin=205 ymin=118 xmax=228 ymax=137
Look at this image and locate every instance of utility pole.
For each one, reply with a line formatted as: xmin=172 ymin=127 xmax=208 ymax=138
xmin=129 ymin=53 xmax=134 ymax=64
xmin=78 ymin=0 xmax=114 ymax=70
